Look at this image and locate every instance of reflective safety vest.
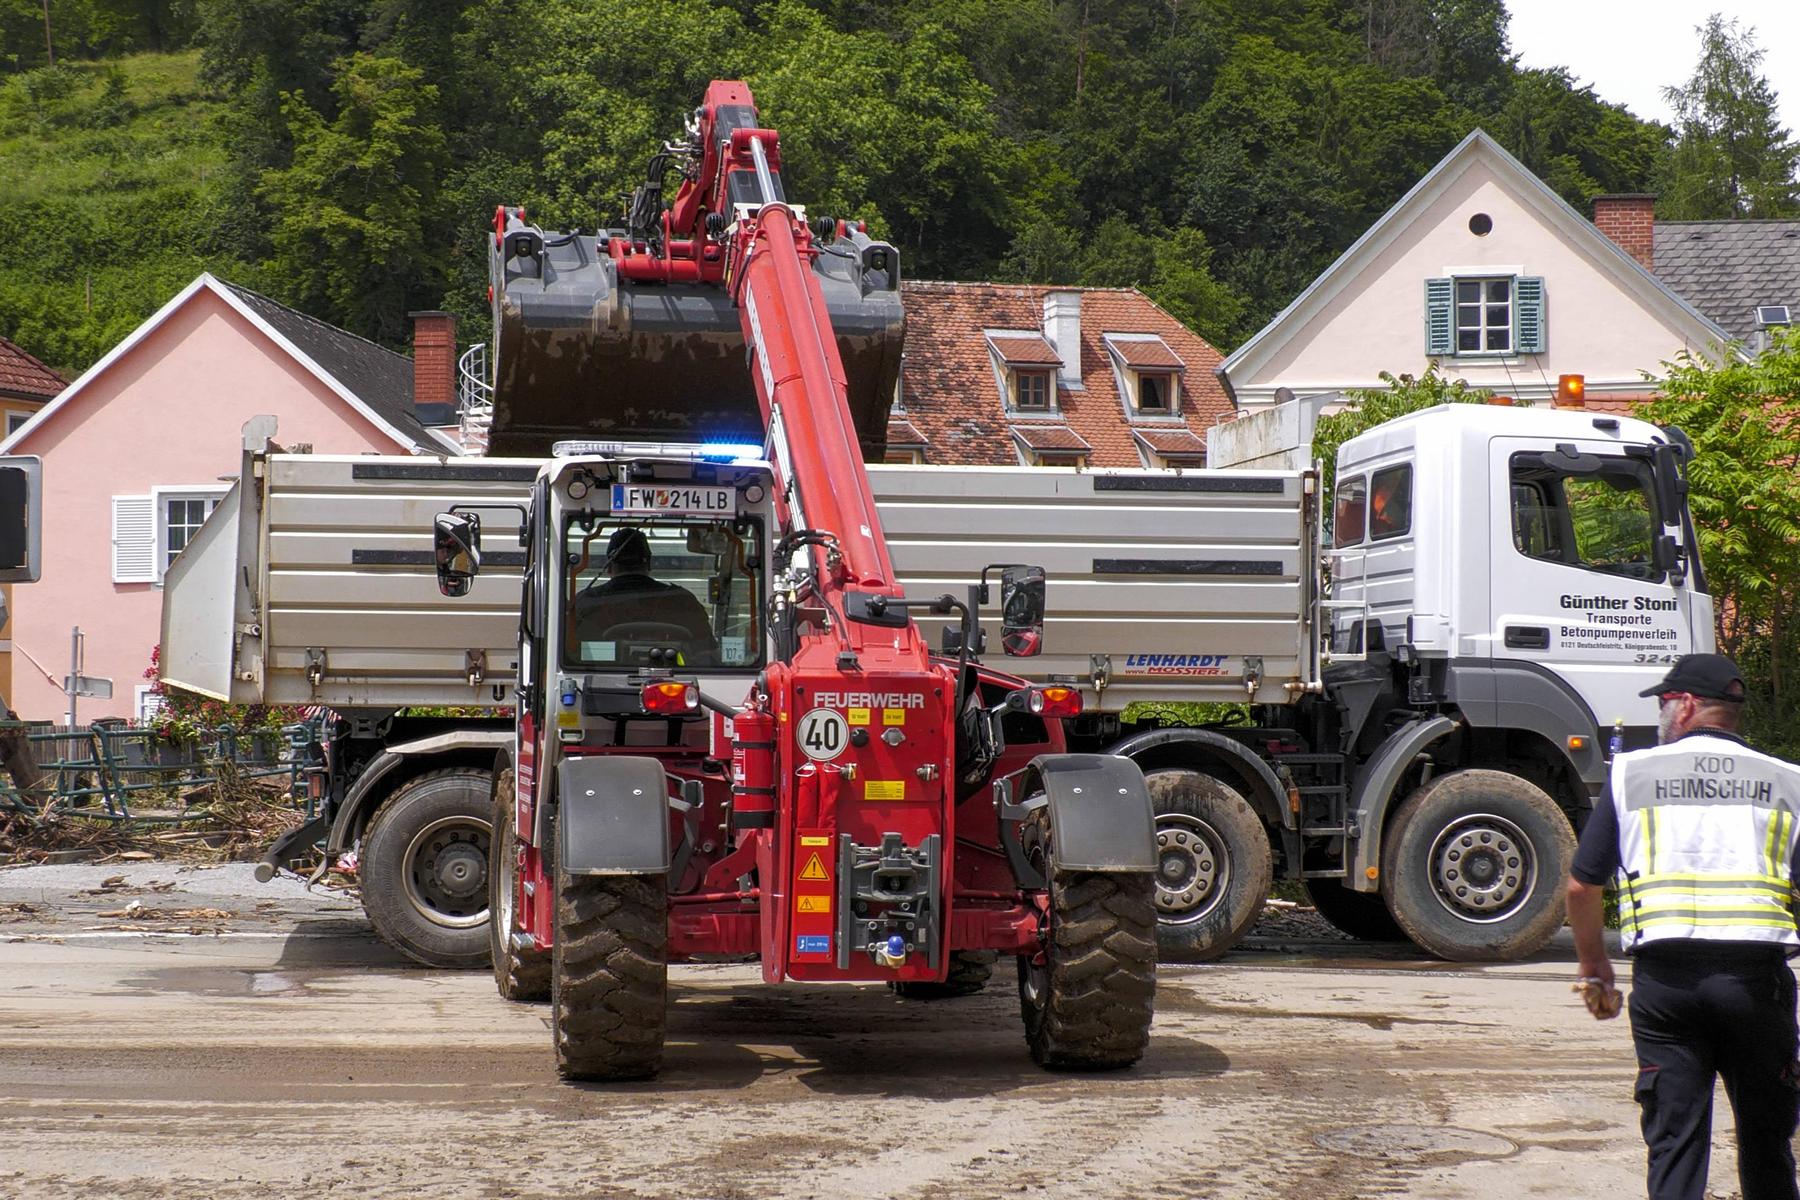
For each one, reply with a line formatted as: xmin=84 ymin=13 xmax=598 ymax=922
xmin=1611 ymin=733 xmax=1800 ymax=951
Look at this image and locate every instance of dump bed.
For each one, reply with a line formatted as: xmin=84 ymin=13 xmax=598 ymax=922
xmin=161 ymin=448 xmax=538 ymax=710
xmin=869 ymin=463 xmax=1320 ymax=709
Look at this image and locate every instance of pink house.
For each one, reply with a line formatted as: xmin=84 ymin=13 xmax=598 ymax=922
xmin=0 ymin=273 xmax=461 ymax=723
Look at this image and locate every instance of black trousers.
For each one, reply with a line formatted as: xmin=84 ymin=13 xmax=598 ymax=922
xmin=1630 ymin=945 xmax=1800 ymax=1200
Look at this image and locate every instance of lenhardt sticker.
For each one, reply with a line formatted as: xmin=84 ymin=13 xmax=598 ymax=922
xmin=1122 ymin=653 xmax=1231 ymax=676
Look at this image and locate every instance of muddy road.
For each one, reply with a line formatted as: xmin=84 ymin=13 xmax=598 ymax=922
xmin=0 ymin=863 xmax=1694 ymax=1198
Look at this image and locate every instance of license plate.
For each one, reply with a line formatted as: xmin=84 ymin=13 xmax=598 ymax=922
xmin=609 ymin=484 xmax=734 ymax=516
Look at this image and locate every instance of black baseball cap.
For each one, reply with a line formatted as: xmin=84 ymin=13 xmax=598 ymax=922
xmin=1638 ymin=653 xmax=1746 ymax=702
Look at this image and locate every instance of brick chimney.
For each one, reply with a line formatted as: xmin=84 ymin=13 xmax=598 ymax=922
xmin=1592 ymin=194 xmax=1656 ymax=271
xmin=409 ymin=310 xmax=457 ymax=424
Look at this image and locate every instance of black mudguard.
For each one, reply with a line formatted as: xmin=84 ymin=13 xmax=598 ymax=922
xmin=557 ymin=755 xmax=671 ymax=875
xmin=998 ymin=754 xmax=1156 ymax=885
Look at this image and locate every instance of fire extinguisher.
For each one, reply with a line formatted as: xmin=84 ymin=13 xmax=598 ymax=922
xmin=731 ymin=706 xmax=777 ymax=829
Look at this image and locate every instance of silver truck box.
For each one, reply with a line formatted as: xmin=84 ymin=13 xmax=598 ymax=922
xmin=868 ymin=463 xmax=1321 ymax=708
xmin=162 ymin=450 xmax=1321 ymax=713
xmin=161 ymin=449 xmax=538 ymax=709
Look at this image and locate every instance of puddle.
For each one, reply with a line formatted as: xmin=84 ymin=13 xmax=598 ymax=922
xmin=121 ymin=967 xmax=317 ymax=998
xmin=1314 ymin=1124 xmax=1517 ymax=1162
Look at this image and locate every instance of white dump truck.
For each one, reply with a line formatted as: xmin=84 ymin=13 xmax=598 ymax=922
xmin=152 ymin=401 xmax=1710 ymax=964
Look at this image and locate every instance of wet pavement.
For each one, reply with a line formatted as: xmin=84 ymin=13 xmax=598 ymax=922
xmin=0 ymin=862 xmax=1713 ymax=1199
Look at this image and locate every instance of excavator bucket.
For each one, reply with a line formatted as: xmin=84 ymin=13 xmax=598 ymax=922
xmin=486 ymin=218 xmax=905 ymax=458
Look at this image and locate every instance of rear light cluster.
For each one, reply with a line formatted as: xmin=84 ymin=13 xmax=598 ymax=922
xmin=641 ymin=681 xmax=699 ymax=714
xmin=1028 ymin=685 xmax=1082 ymax=718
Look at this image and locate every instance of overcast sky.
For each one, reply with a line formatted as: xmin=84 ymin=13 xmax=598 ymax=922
xmin=1506 ymin=1 xmax=1799 ymax=130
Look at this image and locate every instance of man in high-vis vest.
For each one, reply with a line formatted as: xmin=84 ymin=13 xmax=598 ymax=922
xmin=1569 ymin=653 xmax=1800 ymax=1200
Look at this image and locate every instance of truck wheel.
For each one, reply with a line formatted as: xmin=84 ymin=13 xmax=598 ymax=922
xmin=552 ymin=868 xmax=668 ymax=1081
xmin=1145 ymin=770 xmax=1272 ymax=962
xmin=1303 ymin=878 xmax=1406 ymax=942
xmin=1017 ymin=815 xmax=1156 ymax=1070
xmin=1380 ymin=769 xmax=1575 ymax=962
xmin=490 ymin=768 xmax=549 ymax=1002
xmin=891 ymin=950 xmax=996 ymax=1000
xmin=360 ymin=769 xmax=493 ymax=968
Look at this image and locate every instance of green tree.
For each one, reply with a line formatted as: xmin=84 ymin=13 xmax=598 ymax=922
xmin=1659 ymin=14 xmax=1799 ymax=219
xmin=1636 ymin=330 xmax=1800 ymax=755
xmin=258 ymin=52 xmax=446 ymax=342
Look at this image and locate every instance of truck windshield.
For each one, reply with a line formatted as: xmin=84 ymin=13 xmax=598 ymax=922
xmin=563 ymin=517 xmax=763 ymax=670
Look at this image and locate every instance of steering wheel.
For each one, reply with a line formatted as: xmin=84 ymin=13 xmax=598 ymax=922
xmin=598 ymin=621 xmax=694 ymax=643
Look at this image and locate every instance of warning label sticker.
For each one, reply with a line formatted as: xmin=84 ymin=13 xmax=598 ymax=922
xmin=882 ymin=708 xmax=906 ymax=726
xmin=798 ymin=852 xmax=830 ymax=881
xmin=795 ymin=935 xmax=830 ymax=955
xmin=796 ymin=895 xmax=830 ymax=914
xmin=864 ymin=780 xmax=905 ymax=801
xmin=799 ymin=835 xmax=831 ymax=847
xmin=848 ymin=707 xmax=871 ymax=726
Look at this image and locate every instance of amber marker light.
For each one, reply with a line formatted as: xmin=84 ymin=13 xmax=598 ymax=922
xmin=1556 ymin=374 xmax=1586 ymax=407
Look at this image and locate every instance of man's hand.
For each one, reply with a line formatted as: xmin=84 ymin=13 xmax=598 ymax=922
xmin=1567 ymin=876 xmax=1621 ymax=1019
xmin=1573 ymin=973 xmax=1622 ymax=1019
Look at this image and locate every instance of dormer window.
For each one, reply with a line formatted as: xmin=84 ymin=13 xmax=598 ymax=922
xmin=1103 ymin=334 xmax=1186 ymax=419
xmin=1014 ymin=370 xmax=1052 ymax=410
xmin=987 ymin=334 xmax=1064 ymax=414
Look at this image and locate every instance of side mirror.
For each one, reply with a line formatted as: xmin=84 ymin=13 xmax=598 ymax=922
xmin=1651 ymin=442 xmax=1687 ymax=526
xmin=999 ymin=565 xmax=1046 ymax=658
xmin=1652 ymin=532 xmax=1683 ymax=578
xmin=434 ymin=512 xmax=481 ymax=597
xmin=0 ymin=455 xmax=42 ymax=583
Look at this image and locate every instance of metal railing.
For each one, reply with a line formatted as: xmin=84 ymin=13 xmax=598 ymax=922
xmin=0 ymin=719 xmax=323 ymax=823
xmin=458 ymin=342 xmax=494 ymax=455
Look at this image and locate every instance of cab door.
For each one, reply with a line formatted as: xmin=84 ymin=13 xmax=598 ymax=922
xmin=1486 ymin=437 xmax=1697 ymax=734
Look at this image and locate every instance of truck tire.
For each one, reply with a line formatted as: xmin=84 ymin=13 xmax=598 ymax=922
xmin=1380 ymin=769 xmax=1575 ymax=962
xmin=1017 ymin=815 xmax=1156 ymax=1070
xmin=552 ymin=868 xmax=668 ymax=1081
xmin=1303 ymin=878 xmax=1407 ymax=942
xmin=1145 ymin=769 xmax=1271 ymax=962
xmin=490 ymin=768 xmax=550 ymax=1002
xmin=360 ymin=769 xmax=493 ymax=968
xmin=891 ymin=950 xmax=996 ymax=1000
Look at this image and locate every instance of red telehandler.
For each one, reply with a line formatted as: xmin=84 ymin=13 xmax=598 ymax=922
xmin=436 ymin=81 xmax=1159 ymax=1080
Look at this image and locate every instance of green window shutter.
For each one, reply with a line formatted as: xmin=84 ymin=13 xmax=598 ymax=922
xmin=1424 ymin=278 xmax=1454 ymax=355
xmin=1515 ymin=276 xmax=1546 ymax=354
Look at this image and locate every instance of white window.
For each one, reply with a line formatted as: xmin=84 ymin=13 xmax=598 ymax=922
xmin=1456 ymin=278 xmax=1512 ymax=353
xmin=1136 ymin=373 xmax=1174 ymax=413
xmin=112 ymin=487 xmax=227 ymax=583
xmin=6 ymin=411 xmax=29 ymax=436
xmin=135 ymin=684 xmax=165 ymax=724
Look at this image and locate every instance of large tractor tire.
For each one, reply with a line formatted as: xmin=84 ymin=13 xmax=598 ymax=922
xmin=1303 ymin=878 xmax=1407 ymax=942
xmin=1145 ymin=769 xmax=1272 ymax=962
xmin=1017 ymin=815 xmax=1156 ymax=1071
xmin=489 ymin=768 xmax=550 ymax=1002
xmin=552 ymin=867 xmax=668 ymax=1081
xmin=360 ymin=769 xmax=493 ymax=968
xmin=1380 ymin=769 xmax=1575 ymax=962
xmin=891 ymin=950 xmax=997 ymax=1000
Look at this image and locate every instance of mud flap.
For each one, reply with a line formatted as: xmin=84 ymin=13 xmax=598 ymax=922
xmin=557 ymin=756 xmax=671 ymax=875
xmin=997 ymin=754 xmax=1156 ymax=885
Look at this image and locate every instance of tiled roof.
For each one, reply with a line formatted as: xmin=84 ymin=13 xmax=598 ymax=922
xmin=219 ymin=282 xmax=446 ymax=451
xmin=887 ymin=417 xmax=928 ymax=447
xmin=1010 ymin=424 xmax=1091 ymax=452
xmin=988 ymin=335 xmax=1063 ymax=366
xmin=1107 ymin=336 xmax=1184 ymax=370
xmin=899 ymin=282 xmax=1232 ymax=466
xmin=1655 ymin=220 xmax=1800 ymax=341
xmin=0 ymin=336 xmax=63 ymax=401
xmin=1133 ymin=428 xmax=1208 ymax=458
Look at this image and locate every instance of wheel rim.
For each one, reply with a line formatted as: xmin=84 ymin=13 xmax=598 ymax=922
xmin=1155 ymin=814 xmax=1229 ymax=925
xmin=1426 ymin=812 xmax=1535 ymax=924
xmin=494 ymin=808 xmax=519 ymax=945
xmin=403 ymin=814 xmax=492 ymax=929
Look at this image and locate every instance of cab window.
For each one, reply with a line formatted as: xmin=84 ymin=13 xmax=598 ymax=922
xmin=1510 ymin=454 xmax=1661 ymax=580
xmin=1333 ymin=475 xmax=1367 ymax=547
xmin=1369 ymin=464 xmax=1412 ymax=541
xmin=563 ymin=516 xmax=763 ymax=670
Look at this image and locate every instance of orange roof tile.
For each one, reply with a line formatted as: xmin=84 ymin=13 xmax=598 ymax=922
xmin=1107 ymin=336 xmax=1185 ymax=370
xmin=1133 ymin=428 xmax=1208 ymax=458
xmin=887 ymin=417 xmax=929 ymax=446
xmin=988 ymin=335 xmax=1062 ymax=366
xmin=1010 ymin=424 xmax=1091 ymax=452
xmin=0 ymin=336 xmax=63 ymax=401
xmin=899 ymin=282 xmax=1232 ymax=467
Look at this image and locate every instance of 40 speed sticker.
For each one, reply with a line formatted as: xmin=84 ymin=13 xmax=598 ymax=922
xmin=797 ymin=707 xmax=849 ymax=761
